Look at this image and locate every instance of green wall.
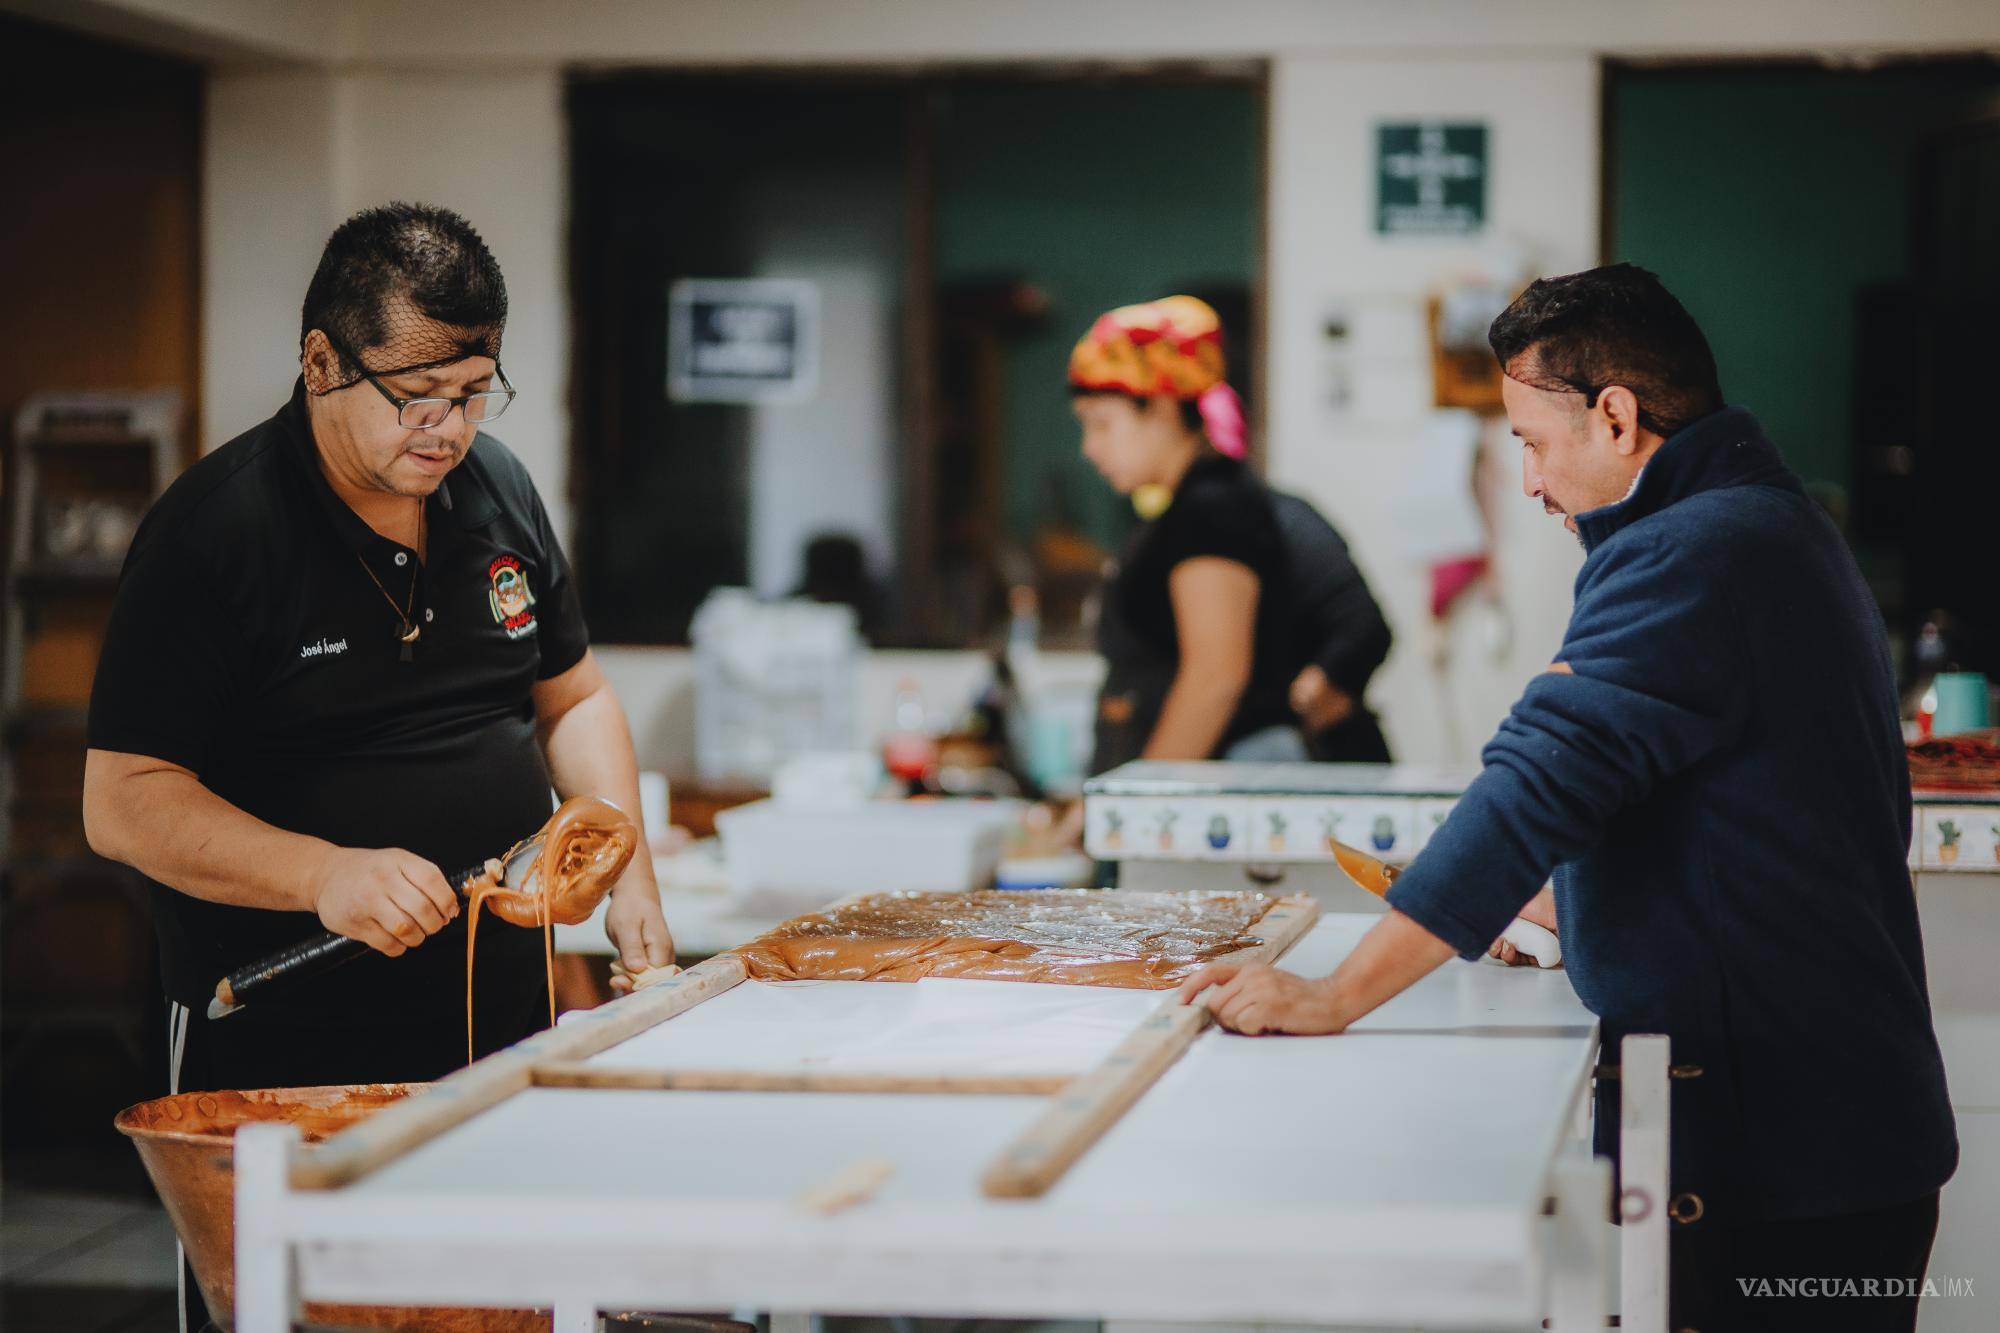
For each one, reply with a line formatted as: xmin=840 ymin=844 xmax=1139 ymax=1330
xmin=1612 ymin=66 xmax=2000 ymax=491
xmin=936 ymin=82 xmax=1260 ymax=552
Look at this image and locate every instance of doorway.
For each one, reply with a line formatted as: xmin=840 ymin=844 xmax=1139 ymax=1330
xmin=1604 ymin=58 xmax=2000 ymax=678
xmin=566 ymin=66 xmax=1266 ymax=648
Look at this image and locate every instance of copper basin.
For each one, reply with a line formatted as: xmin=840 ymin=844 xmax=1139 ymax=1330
xmin=114 ymin=1083 xmax=546 ymax=1332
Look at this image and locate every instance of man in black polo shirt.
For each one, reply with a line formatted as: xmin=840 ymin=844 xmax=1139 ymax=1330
xmin=83 ymin=202 xmax=675 ymax=1099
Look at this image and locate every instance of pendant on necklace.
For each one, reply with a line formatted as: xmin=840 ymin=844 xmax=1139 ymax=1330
xmin=398 ymin=621 xmax=420 ymax=663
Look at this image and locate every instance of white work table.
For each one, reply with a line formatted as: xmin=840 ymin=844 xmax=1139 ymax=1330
xmin=235 ymin=916 xmax=1623 ymax=1332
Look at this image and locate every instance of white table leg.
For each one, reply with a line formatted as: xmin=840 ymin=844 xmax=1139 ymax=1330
xmin=1547 ymin=1153 xmax=1612 ymax=1333
xmin=233 ymin=1123 xmax=300 ymax=1333
xmin=1619 ymin=1033 xmax=1671 ymax=1333
xmin=552 ymin=1299 xmax=600 ymax=1333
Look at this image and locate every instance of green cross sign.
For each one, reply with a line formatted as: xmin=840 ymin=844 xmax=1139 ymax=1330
xmin=1376 ymin=122 xmax=1487 ymax=236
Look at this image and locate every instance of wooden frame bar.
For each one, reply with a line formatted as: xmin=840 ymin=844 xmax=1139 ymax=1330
xmin=290 ymin=892 xmax=1318 ymax=1195
xmin=980 ymin=895 xmax=1320 ymax=1198
xmin=290 ymin=953 xmax=750 ymax=1190
xmin=531 ymin=1063 xmax=1069 ymax=1095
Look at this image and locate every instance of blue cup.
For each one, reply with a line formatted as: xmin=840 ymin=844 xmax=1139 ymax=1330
xmin=1932 ymin=672 xmax=1992 ymax=736
xmin=1024 ymin=711 xmax=1077 ymax=793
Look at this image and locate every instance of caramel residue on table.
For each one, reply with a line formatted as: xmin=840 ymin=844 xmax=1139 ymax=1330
xmin=464 ymin=797 xmax=639 ymax=1063
xmin=731 ymin=889 xmax=1277 ymax=989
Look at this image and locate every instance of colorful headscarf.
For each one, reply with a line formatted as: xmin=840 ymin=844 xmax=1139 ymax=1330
xmin=1067 ymin=295 xmax=1247 ymax=459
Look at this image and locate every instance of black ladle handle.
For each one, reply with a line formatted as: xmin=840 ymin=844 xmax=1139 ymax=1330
xmin=209 ymin=861 xmax=487 ymax=1017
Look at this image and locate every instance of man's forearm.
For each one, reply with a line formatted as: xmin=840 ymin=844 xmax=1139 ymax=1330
xmin=538 ymin=686 xmax=656 ymax=894
xmin=1319 ymin=908 xmax=1459 ymax=1027
xmin=83 ymin=753 xmax=334 ymax=912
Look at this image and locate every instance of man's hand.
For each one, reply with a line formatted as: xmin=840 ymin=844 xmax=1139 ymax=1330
xmin=1488 ymin=884 xmax=1560 ymax=965
xmin=605 ymin=886 xmax=676 ymax=995
xmin=1177 ymin=961 xmax=1346 ymax=1035
xmin=1289 ymin=664 xmax=1356 ymax=734
xmin=310 ymin=846 xmax=459 ymax=957
xmin=533 ymin=647 xmax=675 ymax=995
xmin=1185 ymin=910 xmax=1457 ymax=1036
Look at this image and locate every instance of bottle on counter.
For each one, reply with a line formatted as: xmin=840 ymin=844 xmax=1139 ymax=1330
xmin=1005 ymin=583 xmax=1041 ymax=688
xmin=883 ymin=676 xmax=938 ymax=794
xmin=1909 ymin=610 xmax=1956 ymax=741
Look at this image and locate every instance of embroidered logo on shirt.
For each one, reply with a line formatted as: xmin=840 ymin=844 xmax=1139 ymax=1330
xmin=298 ymin=636 xmax=349 ymax=660
xmin=487 ymin=554 xmax=538 ymax=639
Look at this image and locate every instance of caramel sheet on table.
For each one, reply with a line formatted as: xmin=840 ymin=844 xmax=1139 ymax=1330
xmin=731 ymin=889 xmax=1278 ymax=988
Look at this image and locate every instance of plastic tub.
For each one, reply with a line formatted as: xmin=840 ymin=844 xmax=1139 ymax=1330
xmin=717 ymin=799 xmax=1017 ymax=912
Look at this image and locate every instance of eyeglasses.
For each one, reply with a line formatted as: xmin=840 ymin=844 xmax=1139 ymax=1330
xmin=357 ymin=363 xmax=515 ymax=431
xmin=1555 ymin=378 xmax=1673 ymax=438
xmin=330 ymin=340 xmax=517 ymax=430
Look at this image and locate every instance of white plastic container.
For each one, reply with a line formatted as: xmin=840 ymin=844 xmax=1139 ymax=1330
xmin=994 ymin=851 xmax=1096 ymax=891
xmin=716 ymin=799 xmax=1018 ymax=913
xmin=691 ymin=589 xmax=859 ymax=785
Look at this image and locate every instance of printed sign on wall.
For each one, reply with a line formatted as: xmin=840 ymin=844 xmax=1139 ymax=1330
xmin=668 ymin=278 xmax=819 ymax=403
xmin=1376 ymin=123 xmax=1488 ymax=237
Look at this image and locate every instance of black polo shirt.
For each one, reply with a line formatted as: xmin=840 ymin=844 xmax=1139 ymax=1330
xmin=88 ymin=380 xmax=590 ymax=1055
xmin=1095 ymin=453 xmax=1299 ymax=769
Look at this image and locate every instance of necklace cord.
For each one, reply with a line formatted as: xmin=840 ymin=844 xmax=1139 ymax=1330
xmin=354 ymin=498 xmax=425 ymax=640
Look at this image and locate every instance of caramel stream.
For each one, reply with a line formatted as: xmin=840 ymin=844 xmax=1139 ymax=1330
xmin=462 ymin=797 xmax=638 ymax=1064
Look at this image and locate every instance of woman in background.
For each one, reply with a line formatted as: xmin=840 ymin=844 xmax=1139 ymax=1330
xmin=1071 ymin=296 xmax=1304 ymax=773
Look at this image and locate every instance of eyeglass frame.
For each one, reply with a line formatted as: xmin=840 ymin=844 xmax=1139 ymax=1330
xmin=1510 ymin=368 xmax=1676 ymax=439
xmin=327 ymin=338 xmax=516 ymax=431
xmin=1562 ymin=380 xmax=1675 ymax=438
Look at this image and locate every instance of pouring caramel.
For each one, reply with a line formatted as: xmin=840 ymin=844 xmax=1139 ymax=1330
xmin=462 ymin=796 xmax=638 ymax=1062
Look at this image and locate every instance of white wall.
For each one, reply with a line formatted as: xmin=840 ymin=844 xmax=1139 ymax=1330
xmin=199 ymin=68 xmax=573 ymax=536
xmin=1 ymin=0 xmax=335 ymax=65
xmin=1264 ymin=53 xmax=1600 ymax=762
xmin=200 ymin=70 xmax=342 ymax=450
xmin=177 ymin=0 xmax=2000 ymax=768
xmin=339 ymin=0 xmax=2000 ymax=64
xmin=336 ymin=69 xmax=572 ymax=539
xmin=61 ymin=0 xmax=2000 ymax=70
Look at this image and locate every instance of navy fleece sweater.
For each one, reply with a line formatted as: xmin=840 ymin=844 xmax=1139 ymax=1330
xmin=1385 ymin=407 xmax=1956 ymax=1224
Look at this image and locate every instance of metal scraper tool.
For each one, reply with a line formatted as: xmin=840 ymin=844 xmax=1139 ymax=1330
xmin=1329 ymin=839 xmax=1561 ymax=967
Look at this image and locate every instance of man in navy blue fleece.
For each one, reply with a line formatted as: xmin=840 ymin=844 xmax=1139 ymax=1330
xmin=1181 ymin=265 xmax=1956 ymax=1332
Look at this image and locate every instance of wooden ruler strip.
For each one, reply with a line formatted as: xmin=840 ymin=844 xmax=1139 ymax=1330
xmin=290 ymin=953 xmax=749 ymax=1190
xmin=979 ymin=895 xmax=1320 ymax=1199
xmin=531 ymin=1063 xmax=1070 ymax=1096
xmin=798 ymin=1157 xmax=896 ymax=1214
xmin=529 ymin=952 xmax=751 ymax=1060
xmin=1207 ymin=894 xmax=1322 ymax=969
